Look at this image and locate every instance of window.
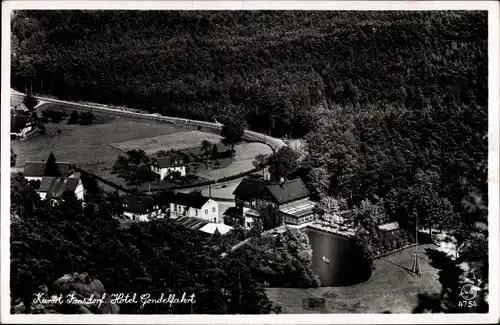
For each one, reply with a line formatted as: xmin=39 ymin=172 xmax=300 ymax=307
xmin=178 ymin=206 xmax=181 ymax=212
xmin=205 ymin=209 xmax=208 ymax=215
xmin=212 ymin=207 xmax=216 ymax=212
xmin=195 ymin=210 xmax=198 ymax=216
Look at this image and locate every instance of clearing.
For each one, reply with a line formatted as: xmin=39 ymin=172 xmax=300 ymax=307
xmin=11 ymin=117 xmax=186 ymax=178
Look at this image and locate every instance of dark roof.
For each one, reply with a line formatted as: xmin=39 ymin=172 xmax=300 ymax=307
xmin=152 ymin=155 xmax=183 ymax=168
xmin=232 ymin=178 xmax=273 ymax=201
xmin=123 ymin=195 xmax=158 ymax=214
xmin=265 ymin=178 xmax=310 ymax=205
xmin=38 ymin=177 xmax=81 ymax=198
xmin=170 ymin=192 xmax=210 ymax=209
xmin=11 ymin=116 xmax=30 ymax=133
xmin=24 ymin=161 xmax=73 ymax=178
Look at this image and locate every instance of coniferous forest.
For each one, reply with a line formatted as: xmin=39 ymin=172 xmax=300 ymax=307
xmin=10 ymin=10 xmax=489 ymax=314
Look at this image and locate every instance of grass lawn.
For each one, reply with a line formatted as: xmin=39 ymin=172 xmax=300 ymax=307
xmin=265 ymin=244 xmax=442 ymax=314
xmin=11 ymin=116 xmax=187 ymax=182
xmin=196 ymin=142 xmax=272 ymax=180
xmin=110 ymin=130 xmax=223 ymax=154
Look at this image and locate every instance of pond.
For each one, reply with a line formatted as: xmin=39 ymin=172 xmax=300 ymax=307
xmin=304 ymin=228 xmax=372 ymax=287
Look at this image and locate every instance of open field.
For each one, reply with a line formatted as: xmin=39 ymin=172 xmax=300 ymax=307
xmin=196 ymin=142 xmax=272 ymax=180
xmin=11 ymin=118 xmax=187 ymax=178
xmin=265 ymin=244 xmax=442 ymax=314
xmin=110 ymin=131 xmax=223 ymax=154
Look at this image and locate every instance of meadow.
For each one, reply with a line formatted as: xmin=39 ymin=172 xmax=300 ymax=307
xmin=11 ymin=117 xmax=186 ymax=178
xmin=110 ymin=131 xmax=223 ymax=154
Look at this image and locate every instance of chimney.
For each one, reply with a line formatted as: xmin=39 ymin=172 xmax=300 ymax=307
xmin=279 ymin=177 xmax=285 ymax=185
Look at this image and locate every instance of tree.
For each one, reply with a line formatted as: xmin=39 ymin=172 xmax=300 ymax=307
xmin=189 ymin=189 xmax=203 ymax=196
xmin=221 ymin=118 xmax=245 ymax=154
xmin=39 ymin=124 xmax=46 ymax=135
xmin=267 ymin=147 xmax=300 ymax=182
xmin=211 ymin=143 xmax=219 ymax=160
xmin=23 ymin=92 xmax=39 ymax=111
xmin=304 ymin=167 xmax=330 ymax=200
xmin=68 ymin=110 xmax=79 ymax=124
xmin=258 ymin=204 xmax=283 ymax=230
xmin=156 ymin=150 xmax=169 ymax=157
xmin=79 ymin=112 xmax=94 ymax=125
xmin=200 ymin=140 xmax=212 ymax=170
xmin=11 ymin=148 xmax=17 ymax=167
xmin=43 ymin=153 xmax=60 ymax=177
xmin=252 ymin=154 xmax=268 ymax=179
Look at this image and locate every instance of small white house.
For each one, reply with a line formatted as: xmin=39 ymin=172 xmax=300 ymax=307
xmin=123 ymin=195 xmax=164 ymax=222
xmin=169 ymin=192 xmax=219 ymax=223
xmin=151 ymin=155 xmax=186 ymax=180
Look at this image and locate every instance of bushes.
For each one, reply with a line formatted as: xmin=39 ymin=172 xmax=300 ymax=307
xmin=67 ymin=110 xmax=94 ymax=125
xmin=42 ymin=109 xmax=67 ymax=123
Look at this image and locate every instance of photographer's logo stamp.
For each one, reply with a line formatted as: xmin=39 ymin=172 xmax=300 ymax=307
xmin=458 ymin=284 xmax=478 ymax=308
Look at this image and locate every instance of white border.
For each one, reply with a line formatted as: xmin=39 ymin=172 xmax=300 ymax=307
xmin=1 ymin=1 xmax=499 ymax=324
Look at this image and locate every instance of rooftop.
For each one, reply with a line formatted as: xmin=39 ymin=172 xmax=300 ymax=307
xmin=279 ymin=199 xmax=316 ymax=218
xmin=152 ymin=154 xmax=184 ymax=168
xmin=232 ymin=178 xmax=273 ymax=201
xmin=170 ymin=192 xmax=211 ymax=209
xmin=11 ymin=116 xmax=31 ymax=133
xmin=123 ymin=195 xmax=159 ymax=214
xmin=265 ymin=178 xmax=310 ymax=205
xmin=38 ymin=177 xmax=81 ymax=199
xmin=199 ymin=223 xmax=233 ymax=235
xmin=24 ymin=161 xmax=74 ymax=178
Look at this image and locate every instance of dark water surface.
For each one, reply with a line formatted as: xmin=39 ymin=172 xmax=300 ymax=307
xmin=305 ymin=228 xmax=372 ymax=287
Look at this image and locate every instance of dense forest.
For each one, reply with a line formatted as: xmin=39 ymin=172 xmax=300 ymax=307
xmin=11 ymin=173 xmax=322 ymax=314
xmin=11 ymin=11 xmax=486 ymax=138
xmin=10 ymin=10 xmax=489 ymax=313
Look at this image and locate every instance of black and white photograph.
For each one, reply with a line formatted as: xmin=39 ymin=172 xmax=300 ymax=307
xmin=1 ymin=1 xmax=499 ymax=324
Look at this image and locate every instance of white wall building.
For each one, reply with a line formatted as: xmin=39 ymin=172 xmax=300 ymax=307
xmin=151 ymin=155 xmax=186 ymax=180
xmin=169 ymin=192 xmax=219 ymax=223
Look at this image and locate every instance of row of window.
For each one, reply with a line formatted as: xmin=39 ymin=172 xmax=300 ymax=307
xmin=175 ymin=205 xmax=216 ymax=215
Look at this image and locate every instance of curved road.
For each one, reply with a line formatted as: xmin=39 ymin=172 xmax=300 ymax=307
xmin=11 ymin=91 xmax=287 ymax=198
xmin=11 ymin=91 xmax=286 ymax=150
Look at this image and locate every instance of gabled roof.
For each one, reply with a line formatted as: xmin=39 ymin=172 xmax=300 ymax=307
xmin=199 ymin=223 xmax=233 ymax=235
xmin=232 ymin=178 xmax=273 ymax=201
xmin=170 ymin=192 xmax=211 ymax=209
xmin=24 ymin=161 xmax=73 ymax=178
xmin=152 ymin=154 xmax=183 ymax=168
xmin=123 ymin=195 xmax=158 ymax=214
xmin=39 ymin=177 xmax=81 ymax=198
xmin=265 ymin=178 xmax=310 ymax=205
